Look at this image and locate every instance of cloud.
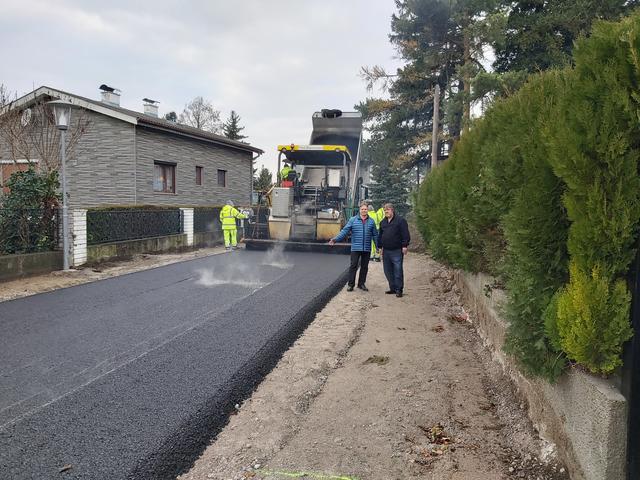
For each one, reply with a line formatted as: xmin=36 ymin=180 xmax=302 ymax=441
xmin=0 ymin=0 xmax=402 ymax=173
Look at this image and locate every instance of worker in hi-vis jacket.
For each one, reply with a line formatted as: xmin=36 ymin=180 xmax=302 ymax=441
xmin=368 ymin=204 xmax=384 ymax=262
xmin=219 ymin=200 xmax=246 ymax=250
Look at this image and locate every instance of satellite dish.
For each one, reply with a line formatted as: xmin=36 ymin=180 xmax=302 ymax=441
xmin=21 ymin=108 xmax=32 ymax=127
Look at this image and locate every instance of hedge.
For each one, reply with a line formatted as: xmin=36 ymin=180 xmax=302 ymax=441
xmin=417 ymin=14 xmax=640 ymax=379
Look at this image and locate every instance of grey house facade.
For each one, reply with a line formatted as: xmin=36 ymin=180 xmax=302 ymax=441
xmin=1 ymin=86 xmax=263 ymax=208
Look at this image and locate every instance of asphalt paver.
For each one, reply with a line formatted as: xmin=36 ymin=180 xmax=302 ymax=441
xmin=0 ymin=250 xmax=348 ymax=479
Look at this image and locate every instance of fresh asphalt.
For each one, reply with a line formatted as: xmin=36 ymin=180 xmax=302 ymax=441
xmin=0 ymin=250 xmax=349 ymax=479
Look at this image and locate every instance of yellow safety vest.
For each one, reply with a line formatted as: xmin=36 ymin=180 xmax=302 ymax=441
xmin=373 ymin=207 xmax=384 ymax=229
xmin=219 ymin=204 xmax=246 ymax=230
xmin=280 ymin=166 xmax=292 ymax=180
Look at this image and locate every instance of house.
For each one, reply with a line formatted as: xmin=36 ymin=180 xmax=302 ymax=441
xmin=0 ymin=86 xmax=263 ymax=207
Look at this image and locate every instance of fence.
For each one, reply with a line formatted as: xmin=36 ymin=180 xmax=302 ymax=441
xmin=86 ymin=208 xmax=182 ymax=246
xmin=193 ymin=207 xmax=221 ymax=233
xmin=0 ymin=207 xmax=59 ymax=255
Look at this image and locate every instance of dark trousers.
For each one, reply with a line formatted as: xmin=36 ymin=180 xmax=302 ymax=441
xmin=383 ymin=249 xmax=404 ymax=293
xmin=348 ymin=251 xmax=370 ymax=287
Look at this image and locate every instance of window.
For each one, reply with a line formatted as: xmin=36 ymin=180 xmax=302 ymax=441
xmin=154 ymin=162 xmax=175 ymax=193
xmin=196 ymin=166 xmax=203 ymax=186
xmin=217 ymin=169 xmax=226 ymax=187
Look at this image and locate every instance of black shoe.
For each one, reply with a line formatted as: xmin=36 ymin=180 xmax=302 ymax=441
xmin=396 ymin=291 xmax=403 ymax=298
xmin=357 ymin=285 xmax=369 ymax=291
xmin=347 ymin=285 xmax=354 ymax=292
xmin=385 ymin=290 xmax=395 ymax=294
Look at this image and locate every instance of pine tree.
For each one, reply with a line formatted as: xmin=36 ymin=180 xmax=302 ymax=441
xmin=359 ymin=0 xmax=502 ymax=189
xmin=222 ymin=111 xmax=247 ymax=141
xmin=253 ymin=166 xmax=272 ymax=192
xmin=370 ymin=164 xmax=410 ymax=217
xmin=495 ymin=0 xmax=638 ymax=73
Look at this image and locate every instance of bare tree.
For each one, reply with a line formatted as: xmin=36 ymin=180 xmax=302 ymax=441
xmin=179 ymin=96 xmax=221 ymax=133
xmin=0 ymin=87 xmax=91 ymax=253
xmin=0 ymin=83 xmax=15 ymax=108
xmin=0 ymin=91 xmax=90 ymax=173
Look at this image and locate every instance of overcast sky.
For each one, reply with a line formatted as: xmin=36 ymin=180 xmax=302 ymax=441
xmin=1 ymin=0 xmax=402 ymax=175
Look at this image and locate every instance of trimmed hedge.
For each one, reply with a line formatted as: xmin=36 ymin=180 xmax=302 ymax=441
xmin=417 ymin=14 xmax=640 ymax=379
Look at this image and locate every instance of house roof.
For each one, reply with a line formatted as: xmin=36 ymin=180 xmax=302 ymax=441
xmin=5 ymin=86 xmax=264 ymax=155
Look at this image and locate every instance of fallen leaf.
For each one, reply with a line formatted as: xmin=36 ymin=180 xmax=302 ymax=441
xmin=479 ymin=401 xmax=495 ymax=411
xmin=363 ymin=355 xmax=390 ymax=366
xmin=419 ymin=423 xmax=453 ymax=445
xmin=431 ymin=325 xmax=445 ymax=333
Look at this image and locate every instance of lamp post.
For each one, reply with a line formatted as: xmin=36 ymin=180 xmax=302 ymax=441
xmin=48 ymin=99 xmax=73 ymax=271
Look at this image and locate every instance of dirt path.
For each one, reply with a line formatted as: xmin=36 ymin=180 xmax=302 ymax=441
xmin=179 ymin=253 xmax=568 ymax=480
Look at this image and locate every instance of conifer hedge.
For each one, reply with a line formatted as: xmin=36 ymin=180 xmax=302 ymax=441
xmin=416 ymin=14 xmax=640 ymax=379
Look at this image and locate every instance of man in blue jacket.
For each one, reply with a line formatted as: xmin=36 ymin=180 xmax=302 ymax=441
xmin=329 ymin=201 xmax=379 ymax=291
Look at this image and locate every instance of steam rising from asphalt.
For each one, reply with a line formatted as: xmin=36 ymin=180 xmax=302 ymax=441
xmin=195 ymin=267 xmax=267 ymax=289
xmin=195 ymin=245 xmax=291 ymax=289
xmin=195 ymin=254 xmax=266 ymax=289
xmin=260 ymin=243 xmax=290 ymax=269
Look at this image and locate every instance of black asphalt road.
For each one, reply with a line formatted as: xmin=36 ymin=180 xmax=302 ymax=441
xmin=0 ymin=250 xmax=348 ymax=479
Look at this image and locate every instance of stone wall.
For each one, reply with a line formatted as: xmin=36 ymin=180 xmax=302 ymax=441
xmin=455 ymin=270 xmax=628 ymax=480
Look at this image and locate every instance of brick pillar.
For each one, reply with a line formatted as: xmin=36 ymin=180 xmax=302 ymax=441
xmin=71 ymin=209 xmax=87 ymax=266
xmin=180 ymin=208 xmax=194 ymax=247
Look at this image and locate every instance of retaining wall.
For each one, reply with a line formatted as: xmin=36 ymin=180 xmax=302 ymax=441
xmin=87 ymin=234 xmax=189 ymax=264
xmin=0 ymin=251 xmax=63 ymax=282
xmin=455 ymin=270 xmax=628 ymax=480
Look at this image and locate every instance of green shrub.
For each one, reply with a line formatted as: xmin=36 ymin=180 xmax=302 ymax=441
xmin=0 ymin=168 xmax=60 ymax=254
xmin=547 ymin=16 xmax=640 ymax=277
xmin=553 ymin=261 xmax=632 ymax=374
xmin=543 ymin=16 xmax=640 ymax=373
xmin=417 ymin=13 xmax=640 ymax=379
xmin=417 ymin=117 xmax=495 ymax=274
xmin=499 ymin=72 xmax=571 ymax=380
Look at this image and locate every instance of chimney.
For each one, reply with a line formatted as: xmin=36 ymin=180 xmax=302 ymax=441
xmin=142 ymin=98 xmax=159 ymax=117
xmin=99 ymin=84 xmax=121 ymax=106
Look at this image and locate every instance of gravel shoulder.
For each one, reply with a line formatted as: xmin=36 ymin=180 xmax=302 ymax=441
xmin=178 ymin=253 xmax=569 ymax=480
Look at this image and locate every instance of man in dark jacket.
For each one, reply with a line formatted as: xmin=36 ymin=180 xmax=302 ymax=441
xmin=329 ymin=201 xmax=378 ymax=291
xmin=378 ymin=203 xmax=410 ymax=297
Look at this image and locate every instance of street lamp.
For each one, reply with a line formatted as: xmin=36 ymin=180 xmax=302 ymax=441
xmin=48 ymin=99 xmax=73 ymax=270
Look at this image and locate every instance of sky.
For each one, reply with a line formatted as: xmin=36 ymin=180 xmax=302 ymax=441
xmin=0 ymin=0 xmax=403 ymax=175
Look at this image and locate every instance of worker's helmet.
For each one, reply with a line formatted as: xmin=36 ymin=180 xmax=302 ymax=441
xmin=227 ymin=200 xmax=234 ymax=207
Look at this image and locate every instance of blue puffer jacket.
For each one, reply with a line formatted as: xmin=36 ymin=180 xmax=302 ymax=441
xmin=333 ymin=215 xmax=379 ymax=252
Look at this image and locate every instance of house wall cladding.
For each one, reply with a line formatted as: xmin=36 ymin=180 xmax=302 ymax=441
xmin=68 ymin=111 xmax=136 ymax=208
xmin=135 ymin=127 xmax=252 ymax=206
xmin=2 ymin=106 xmax=254 ymax=208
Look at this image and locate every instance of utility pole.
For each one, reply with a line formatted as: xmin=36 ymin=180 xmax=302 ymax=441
xmin=431 ymin=84 xmax=440 ymax=171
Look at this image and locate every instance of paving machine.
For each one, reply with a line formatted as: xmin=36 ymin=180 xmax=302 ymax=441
xmin=244 ymin=109 xmax=363 ymax=253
